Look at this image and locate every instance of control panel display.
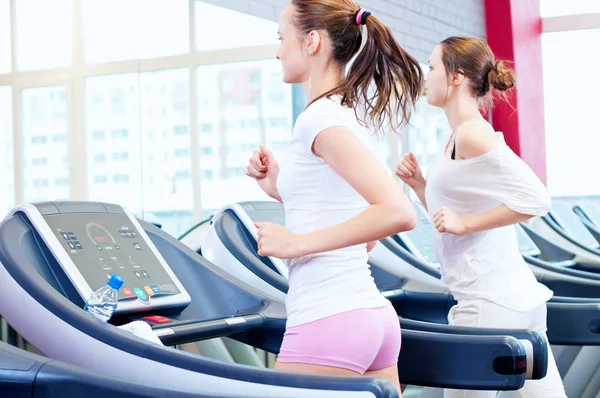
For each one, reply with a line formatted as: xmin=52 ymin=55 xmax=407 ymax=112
xmin=43 ymin=213 xmax=180 ymax=301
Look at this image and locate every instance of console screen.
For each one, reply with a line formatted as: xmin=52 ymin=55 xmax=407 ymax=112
xmin=43 ymin=213 xmax=180 ymax=301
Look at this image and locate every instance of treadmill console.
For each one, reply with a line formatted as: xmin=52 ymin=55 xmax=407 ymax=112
xmin=550 ymin=202 xmax=598 ymax=248
xmin=11 ymin=202 xmax=191 ymax=314
xmin=399 ymin=203 xmax=440 ymax=266
xmin=213 ymin=201 xmax=288 ymax=277
xmin=514 ymin=224 xmax=542 ymax=257
xmin=234 ymin=201 xmax=286 ymax=226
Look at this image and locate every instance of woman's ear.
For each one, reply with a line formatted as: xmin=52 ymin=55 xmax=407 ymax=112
xmin=305 ymin=30 xmax=321 ymax=56
xmin=452 ymin=69 xmax=465 ymax=86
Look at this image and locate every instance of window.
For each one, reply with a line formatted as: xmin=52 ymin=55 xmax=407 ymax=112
xmin=196 ymin=59 xmax=293 ymax=213
xmin=31 ymin=136 xmax=47 ymax=145
xmin=109 ymin=88 xmax=126 ymax=116
xmin=111 ymin=129 xmax=129 ymax=139
xmin=111 ymin=152 xmax=129 ymax=161
xmin=32 ymin=157 xmax=47 ymax=166
xmin=227 ymin=167 xmax=245 ymax=178
xmin=0 ymin=86 xmax=13 ymax=214
xmin=221 ymin=77 xmax=234 ymax=93
xmin=540 ymin=0 xmax=600 ymax=17
xmin=173 ymin=125 xmax=188 ymax=136
xmin=32 ymin=179 xmax=49 ymax=189
xmin=82 ymin=0 xmax=189 ymax=63
xmin=54 ymin=177 xmax=69 ymax=186
xmin=22 ymin=86 xmax=69 ymax=202
xmin=172 ymin=83 xmax=188 ymax=116
xmin=16 ymin=0 xmax=71 ymax=70
xmin=202 ymin=170 xmax=213 ymax=180
xmin=198 ymin=123 xmax=212 ymax=133
xmin=174 ymin=148 xmax=189 ymax=157
xmin=0 ymin=0 xmax=10 ymax=74
xmin=195 ymin=2 xmax=279 ymax=51
xmin=268 ymin=92 xmax=286 ymax=103
xmin=270 ymin=117 xmax=287 ymax=128
xmin=250 ymin=72 xmax=262 ymax=91
xmin=542 ymin=29 xmax=600 ymax=196
xmin=94 ymin=175 xmax=107 ymax=184
xmin=174 ymin=170 xmax=190 ymax=179
xmin=86 ymin=73 xmax=142 ymax=211
xmin=113 ymin=174 xmax=130 ymax=183
xmin=52 ymin=133 xmax=67 ymax=143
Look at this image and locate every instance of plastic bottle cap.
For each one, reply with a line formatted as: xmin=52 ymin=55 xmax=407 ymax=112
xmin=107 ymin=274 xmax=124 ymax=290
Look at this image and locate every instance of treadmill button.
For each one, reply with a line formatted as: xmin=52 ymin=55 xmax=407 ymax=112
xmin=133 ymin=287 xmax=147 ymax=301
xmin=143 ymin=315 xmax=172 ymax=324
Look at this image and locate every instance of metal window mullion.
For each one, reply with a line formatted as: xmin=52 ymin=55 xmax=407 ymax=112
xmin=69 ymin=0 xmax=86 ymax=200
xmin=189 ymin=0 xmax=201 ymax=223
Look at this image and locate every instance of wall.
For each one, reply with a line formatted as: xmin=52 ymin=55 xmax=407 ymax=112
xmin=199 ymin=0 xmax=487 ymax=63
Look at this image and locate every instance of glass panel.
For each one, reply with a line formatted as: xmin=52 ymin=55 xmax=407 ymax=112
xmin=540 ymin=0 xmax=600 ymax=17
xmin=195 ymin=2 xmax=279 ymax=52
xmin=16 ymin=0 xmax=71 ymax=70
xmin=22 ymin=86 xmax=69 ymax=202
xmin=542 ymin=29 xmax=600 ymax=196
xmin=196 ymin=59 xmax=293 ymax=215
xmin=85 ymin=73 xmax=142 ymax=211
xmin=82 ymin=0 xmax=189 ymax=63
xmin=0 ymin=0 xmax=10 ymax=74
xmin=405 ymin=100 xmax=449 ymax=176
xmin=0 ymin=86 xmax=13 ymax=215
xmin=138 ymin=69 xmax=191 ymax=237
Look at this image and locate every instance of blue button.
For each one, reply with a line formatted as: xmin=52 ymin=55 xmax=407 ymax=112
xmin=151 ymin=285 xmax=160 ymax=294
xmin=133 ymin=287 xmax=147 ymax=301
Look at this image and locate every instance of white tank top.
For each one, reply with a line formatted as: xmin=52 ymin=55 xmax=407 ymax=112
xmin=276 ymin=96 xmax=389 ymax=328
xmin=424 ymin=126 xmax=553 ymax=311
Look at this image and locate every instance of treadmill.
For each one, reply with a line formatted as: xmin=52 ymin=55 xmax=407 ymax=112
xmin=201 ymin=201 xmax=560 ymax=390
xmin=370 ymin=202 xmax=600 ymax=398
xmin=573 ymin=200 xmax=600 ymax=245
xmin=0 ymin=341 xmax=235 ymax=398
xmin=0 ymin=201 xmax=403 ymax=397
xmin=529 ymin=201 xmax=600 ymax=273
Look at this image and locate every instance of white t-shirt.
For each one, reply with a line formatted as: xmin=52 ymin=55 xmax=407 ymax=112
xmin=424 ymin=131 xmax=554 ymax=311
xmin=276 ymin=96 xmax=389 ymax=328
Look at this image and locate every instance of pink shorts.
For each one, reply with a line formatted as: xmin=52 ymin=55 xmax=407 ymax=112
xmin=277 ymin=303 xmax=401 ymax=374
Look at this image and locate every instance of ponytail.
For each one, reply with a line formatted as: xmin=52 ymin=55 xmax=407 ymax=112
xmin=292 ymin=0 xmax=423 ymax=133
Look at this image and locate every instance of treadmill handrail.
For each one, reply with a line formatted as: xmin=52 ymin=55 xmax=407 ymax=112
xmin=380 ymin=237 xmax=442 ymax=279
xmin=398 ymin=318 xmax=548 ymax=380
xmin=542 ymin=215 xmax=600 ymax=257
xmin=523 ymin=254 xmax=600 ymax=281
xmin=214 ymin=210 xmax=289 ymax=293
xmin=519 ymin=223 xmax=577 ymax=263
xmin=0 ymin=341 xmax=238 ymax=398
xmin=546 ymin=302 xmax=600 ymax=345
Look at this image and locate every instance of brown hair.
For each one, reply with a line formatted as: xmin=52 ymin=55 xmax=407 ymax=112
xmin=291 ymin=0 xmax=423 ymax=132
xmin=440 ymin=36 xmax=515 ymax=106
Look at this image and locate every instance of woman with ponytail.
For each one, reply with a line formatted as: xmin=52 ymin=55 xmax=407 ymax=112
xmin=396 ymin=37 xmax=567 ymax=397
xmin=244 ymin=0 xmax=422 ymax=393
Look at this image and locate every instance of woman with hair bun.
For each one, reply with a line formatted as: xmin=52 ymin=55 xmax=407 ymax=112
xmin=395 ymin=37 xmax=567 ymax=397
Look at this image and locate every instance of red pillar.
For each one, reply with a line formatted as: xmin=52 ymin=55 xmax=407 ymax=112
xmin=484 ymin=0 xmax=546 ymax=183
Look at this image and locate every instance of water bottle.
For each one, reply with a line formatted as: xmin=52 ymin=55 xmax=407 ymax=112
xmin=84 ymin=274 xmax=124 ymax=322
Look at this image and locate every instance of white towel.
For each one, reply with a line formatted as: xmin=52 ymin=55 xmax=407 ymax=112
xmin=117 ymin=321 xmax=164 ymax=345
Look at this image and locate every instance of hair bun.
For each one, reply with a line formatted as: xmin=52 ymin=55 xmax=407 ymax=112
xmin=488 ymin=60 xmax=516 ymax=92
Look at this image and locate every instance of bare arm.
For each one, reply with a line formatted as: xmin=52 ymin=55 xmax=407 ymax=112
xmin=433 ymin=123 xmax=548 ymax=235
xmin=412 ymin=183 xmax=428 ymax=212
xmin=395 ymin=152 xmax=427 ymax=211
